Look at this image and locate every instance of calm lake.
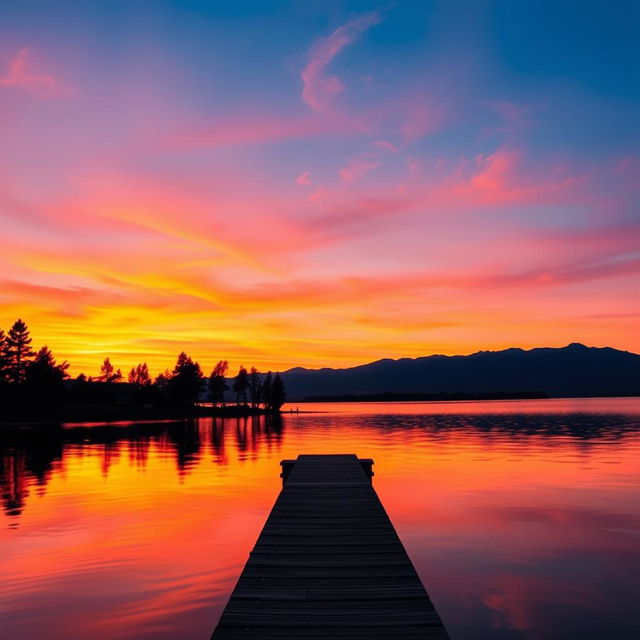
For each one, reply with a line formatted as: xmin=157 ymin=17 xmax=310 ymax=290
xmin=1 ymin=398 xmax=639 ymax=639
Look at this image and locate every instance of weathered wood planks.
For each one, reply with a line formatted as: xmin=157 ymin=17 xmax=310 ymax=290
xmin=211 ymin=454 xmax=449 ymax=639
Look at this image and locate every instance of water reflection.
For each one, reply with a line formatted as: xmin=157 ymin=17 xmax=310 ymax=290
xmin=0 ymin=399 xmax=639 ymax=640
xmin=0 ymin=415 xmax=284 ymax=525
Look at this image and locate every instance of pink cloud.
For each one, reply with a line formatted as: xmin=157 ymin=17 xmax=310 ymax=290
xmin=371 ymin=140 xmax=398 ymax=153
xmin=299 ymin=145 xmax=593 ymax=244
xmin=338 ymin=139 xmax=397 ymax=183
xmin=470 ymin=149 xmax=519 ymax=193
xmin=447 ymin=148 xmax=588 ymax=207
xmin=339 ymin=158 xmax=381 ymax=183
xmin=301 ymin=12 xmax=382 ymax=113
xmin=211 ymin=254 xmax=640 ymax=312
xmin=0 ymin=48 xmax=62 ymax=97
xmin=400 ymin=96 xmax=442 ymax=143
xmin=296 ymin=170 xmax=312 ymax=186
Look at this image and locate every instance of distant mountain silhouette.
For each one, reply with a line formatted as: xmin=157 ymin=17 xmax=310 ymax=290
xmin=281 ymin=344 xmax=640 ymax=399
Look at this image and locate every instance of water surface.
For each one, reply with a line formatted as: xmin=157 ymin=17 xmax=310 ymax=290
xmin=1 ymin=398 xmax=639 ymax=639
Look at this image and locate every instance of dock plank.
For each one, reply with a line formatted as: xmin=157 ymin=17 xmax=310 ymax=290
xmin=211 ymin=454 xmax=448 ymax=639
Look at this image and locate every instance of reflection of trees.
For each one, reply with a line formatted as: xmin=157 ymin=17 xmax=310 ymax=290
xmin=128 ymin=436 xmax=151 ymax=469
xmin=235 ymin=416 xmax=249 ymax=455
xmin=210 ymin=417 xmax=227 ymax=465
xmin=101 ymin=442 xmax=120 ymax=477
xmin=1 ymin=454 xmax=28 ymax=519
xmin=233 ymin=414 xmax=284 ymax=460
xmin=0 ymin=426 xmax=65 ymax=523
xmin=9 ymin=409 xmax=632 ymax=526
xmin=166 ymin=421 xmax=202 ymax=479
xmin=263 ymin=413 xmax=284 ymax=448
xmin=0 ymin=414 xmax=286 ymax=525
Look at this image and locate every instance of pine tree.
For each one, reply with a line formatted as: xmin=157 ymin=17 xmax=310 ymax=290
xmin=24 ymin=346 xmax=69 ymax=410
xmin=262 ymin=371 xmax=273 ymax=411
xmin=248 ymin=367 xmax=263 ymax=409
xmin=270 ymin=373 xmax=286 ymax=412
xmin=139 ymin=363 xmax=151 ymax=385
xmin=168 ymin=352 xmax=203 ymax=406
xmin=232 ymin=366 xmax=249 ymax=405
xmin=128 ymin=363 xmax=151 ymax=387
xmin=208 ymin=360 xmax=229 ymax=406
xmin=0 ymin=329 xmax=7 ymax=382
xmin=154 ymin=369 xmax=172 ymax=390
xmin=4 ymin=319 xmax=35 ymax=383
xmin=100 ymin=357 xmax=122 ymax=383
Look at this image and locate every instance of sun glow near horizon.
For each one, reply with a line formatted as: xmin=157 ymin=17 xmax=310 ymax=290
xmin=1 ymin=2 xmax=638 ymax=377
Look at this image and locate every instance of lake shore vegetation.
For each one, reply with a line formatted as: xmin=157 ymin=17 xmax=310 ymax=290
xmin=0 ymin=319 xmax=286 ymax=423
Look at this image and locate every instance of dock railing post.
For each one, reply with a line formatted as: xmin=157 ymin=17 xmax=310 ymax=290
xmin=279 ymin=459 xmax=296 ymax=485
xmin=280 ymin=457 xmax=374 ymax=485
xmin=358 ymin=457 xmax=374 ymax=482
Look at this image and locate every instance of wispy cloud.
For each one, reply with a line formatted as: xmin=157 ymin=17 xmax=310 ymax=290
xmin=339 ymin=158 xmax=381 ymax=183
xmin=457 ymin=148 xmax=588 ymax=206
xmin=399 ymin=95 xmax=442 ymax=143
xmin=371 ymin=140 xmax=398 ymax=153
xmin=296 ymin=170 xmax=312 ymax=186
xmin=301 ymin=12 xmax=382 ymax=113
xmin=339 ymin=139 xmax=397 ymax=183
xmin=0 ymin=48 xmax=63 ymax=97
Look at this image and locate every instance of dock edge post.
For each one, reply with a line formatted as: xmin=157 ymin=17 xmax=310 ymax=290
xmin=279 ymin=459 xmax=296 ymax=485
xmin=359 ymin=457 xmax=374 ymax=482
xmin=280 ymin=457 xmax=374 ymax=485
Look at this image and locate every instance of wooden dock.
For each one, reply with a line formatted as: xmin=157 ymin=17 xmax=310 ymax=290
xmin=211 ymin=454 xmax=449 ymax=639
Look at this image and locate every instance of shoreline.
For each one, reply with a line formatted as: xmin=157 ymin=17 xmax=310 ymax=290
xmin=291 ymin=392 xmax=639 ymax=403
xmin=2 ymin=395 xmax=638 ymax=428
xmin=0 ymin=404 xmax=281 ymax=428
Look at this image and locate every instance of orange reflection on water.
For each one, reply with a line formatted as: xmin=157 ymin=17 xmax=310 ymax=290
xmin=1 ymin=399 xmax=640 ymax=640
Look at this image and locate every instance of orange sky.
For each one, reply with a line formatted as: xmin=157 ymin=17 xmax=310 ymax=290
xmin=1 ymin=5 xmax=638 ymax=377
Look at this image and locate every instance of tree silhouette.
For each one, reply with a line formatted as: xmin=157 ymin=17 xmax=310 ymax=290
xmin=128 ymin=363 xmax=151 ymax=387
xmin=248 ymin=367 xmax=263 ymax=409
xmin=208 ymin=360 xmax=229 ymax=406
xmin=24 ymin=346 xmax=69 ymax=412
xmin=154 ymin=369 xmax=171 ymax=391
xmin=270 ymin=373 xmax=286 ymax=412
xmin=0 ymin=329 xmax=8 ymax=409
xmin=262 ymin=371 xmax=273 ymax=411
xmin=0 ymin=329 xmax=8 ymax=390
xmin=4 ymin=319 xmax=35 ymax=384
xmin=100 ymin=357 xmax=122 ymax=383
xmin=232 ymin=366 xmax=249 ymax=405
xmin=0 ymin=316 xmax=291 ymax=418
xmin=168 ymin=352 xmax=203 ymax=406
xmin=0 ymin=329 xmax=6 ymax=378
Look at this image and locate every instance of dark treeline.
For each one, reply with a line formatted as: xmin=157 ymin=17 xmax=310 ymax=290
xmin=0 ymin=319 xmax=286 ymax=421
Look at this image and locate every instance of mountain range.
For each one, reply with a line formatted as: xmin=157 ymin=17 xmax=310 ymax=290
xmin=279 ymin=343 xmax=640 ymax=400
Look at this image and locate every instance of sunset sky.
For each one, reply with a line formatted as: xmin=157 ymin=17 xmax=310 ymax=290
xmin=1 ymin=1 xmax=638 ymax=376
